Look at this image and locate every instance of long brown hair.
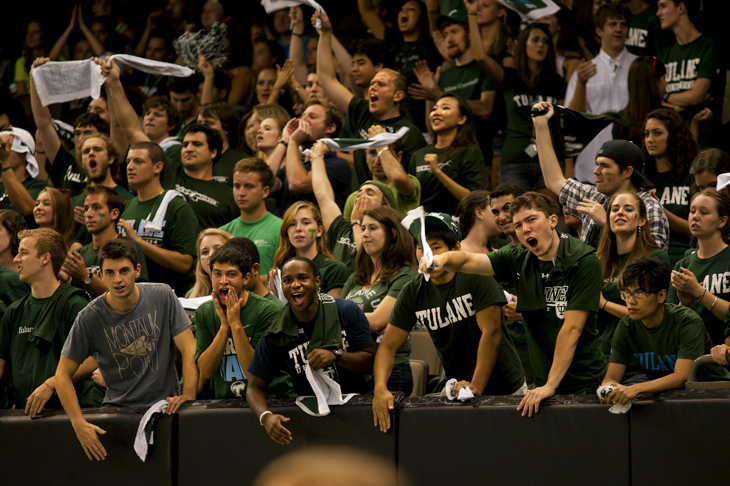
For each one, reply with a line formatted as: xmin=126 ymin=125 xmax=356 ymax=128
xmin=273 ymin=201 xmax=333 ymax=270
xmin=37 ymin=188 xmax=75 ymax=246
xmin=624 ymin=57 xmax=663 ymax=143
xmin=691 ymin=189 xmax=730 ymax=244
xmin=354 ymin=206 xmax=416 ymax=286
xmin=514 ymin=23 xmax=557 ymax=91
xmin=187 ymin=228 xmax=232 ymax=298
xmin=596 ymin=192 xmax=659 ymax=284
xmin=642 ymin=108 xmax=697 ymax=185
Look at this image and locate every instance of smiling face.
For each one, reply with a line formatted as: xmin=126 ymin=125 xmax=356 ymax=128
xmin=80 ymin=137 xmax=112 ymax=184
xmin=181 ymin=131 xmax=215 ymax=170
xmin=287 ymin=208 xmax=322 ymax=253
xmin=490 ymin=194 xmax=515 ymax=235
xmin=233 ymin=170 xmax=268 ymax=213
xmin=643 ymin=118 xmax=669 ymax=160
xmin=429 ymin=96 xmax=465 ymax=134
xmin=256 ymin=118 xmax=282 ymax=150
xmin=512 ymin=207 xmax=559 ymax=260
xmin=200 ymin=234 xmax=227 ymax=276
xmin=609 ymin=193 xmax=645 ymax=236
xmin=143 ymin=107 xmax=172 ymax=140
xmin=211 ymin=261 xmax=249 ymax=301
xmin=84 ymin=193 xmax=116 ymax=235
xmin=593 ymin=156 xmax=626 ymax=196
xmin=33 ymin=191 xmax=53 ymax=228
xmin=281 ymin=259 xmax=320 ymax=314
xmin=688 ymin=194 xmax=727 ymax=239
xmin=398 ymin=1 xmax=422 ymax=33
xmin=102 ymin=257 xmax=141 ymax=302
xmin=443 ymin=22 xmax=469 ymax=60
xmin=596 ymin=16 xmax=628 ymax=52
xmin=256 ymin=68 xmax=277 ymax=104
xmin=525 ymin=27 xmax=550 ymax=63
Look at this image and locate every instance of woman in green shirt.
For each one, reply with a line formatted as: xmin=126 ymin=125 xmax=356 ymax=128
xmin=596 ymin=192 xmax=670 ymax=358
xmin=690 ymin=148 xmax=730 ymax=193
xmin=272 ymin=201 xmax=348 ymax=297
xmin=341 ymin=206 xmax=417 ymax=394
xmin=642 ymin=108 xmax=697 ymax=265
xmin=668 ymin=190 xmax=730 ymax=346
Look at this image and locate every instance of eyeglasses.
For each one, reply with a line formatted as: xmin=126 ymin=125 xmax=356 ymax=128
xmin=619 ymin=291 xmax=656 ymax=301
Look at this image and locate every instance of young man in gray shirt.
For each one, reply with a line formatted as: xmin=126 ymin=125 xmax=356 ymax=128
xmin=56 ymin=239 xmax=198 ymax=461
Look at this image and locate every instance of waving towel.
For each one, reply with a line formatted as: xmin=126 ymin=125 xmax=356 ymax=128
xmin=320 ymin=126 xmax=410 ymax=152
xmin=402 ymin=207 xmax=433 ymax=281
xmin=134 ymin=399 xmax=168 ymax=461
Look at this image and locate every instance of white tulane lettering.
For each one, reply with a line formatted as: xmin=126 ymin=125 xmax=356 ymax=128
xmin=414 ymin=294 xmax=475 ymax=331
xmin=701 ymin=272 xmax=730 ymax=294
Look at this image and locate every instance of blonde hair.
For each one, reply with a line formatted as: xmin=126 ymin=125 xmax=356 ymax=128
xmin=273 ymin=201 xmax=333 ymax=270
xmin=187 ymin=228 xmax=233 ymax=298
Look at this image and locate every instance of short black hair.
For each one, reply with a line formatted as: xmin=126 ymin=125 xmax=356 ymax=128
xmin=225 ymin=237 xmax=260 ymax=265
xmin=618 ymin=256 xmax=671 ymax=293
xmin=83 ymin=185 xmax=127 ymax=225
xmin=167 ymin=74 xmax=201 ymax=95
xmin=424 ymin=226 xmax=458 ymax=251
xmin=352 ymin=38 xmax=396 ymax=69
xmin=282 ymin=256 xmax=320 ymax=280
xmin=490 ymin=183 xmax=524 ymax=201
xmin=181 ymin=122 xmax=224 ymax=162
xmin=199 ymin=102 xmax=239 ymax=148
xmin=209 ymin=245 xmax=252 ymax=276
xmin=129 ymin=141 xmax=166 ymax=166
xmin=99 ymin=238 xmax=138 ymax=270
xmin=74 ymin=112 xmax=110 ymax=134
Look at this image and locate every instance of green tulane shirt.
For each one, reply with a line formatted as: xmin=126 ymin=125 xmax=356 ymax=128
xmin=219 ymin=212 xmax=282 ymax=274
xmin=488 ymin=239 xmax=607 ymax=394
xmin=409 ymin=144 xmax=486 ymax=216
xmin=175 ymin=173 xmax=239 ymax=231
xmin=342 ymin=266 xmax=417 ymax=366
xmin=660 ymin=34 xmax=723 ymax=148
xmin=654 ymin=171 xmax=692 ymax=265
xmin=667 ymin=245 xmax=730 ymax=345
xmin=194 ymin=293 xmax=294 ymax=399
xmin=213 ymin=149 xmax=249 ymax=186
xmin=0 ymin=290 xmax=97 ymax=409
xmin=390 ymin=272 xmax=525 ymax=395
xmin=610 ymin=303 xmax=730 ymax=381
xmin=347 ymin=97 xmax=427 ymax=190
xmin=120 ymin=192 xmax=198 ymax=296
xmin=326 ymin=215 xmax=357 ymax=274
xmin=625 ymin=5 xmax=674 ymax=57
xmin=312 ymin=253 xmax=349 ymax=295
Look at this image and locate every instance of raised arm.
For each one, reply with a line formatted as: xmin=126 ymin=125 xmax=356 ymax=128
xmin=310 ymin=140 xmax=341 ymax=230
xmin=134 ymin=10 xmax=163 ymax=58
xmin=29 ymin=58 xmax=61 ymax=162
xmin=532 ymin=101 xmax=567 ymax=196
xmin=424 ymin=153 xmax=472 ymax=202
xmin=423 ymin=250 xmax=495 ymax=276
xmin=465 ymin=1 xmax=504 ymax=85
xmin=198 ymin=52 xmax=217 ymax=105
xmin=100 ymin=57 xmax=150 ymax=146
xmin=288 ymin=7 xmax=309 ymax=86
xmin=358 ymin=0 xmax=387 ymax=40
xmin=78 ymin=9 xmax=106 ymax=57
xmin=49 ymin=5 xmax=78 ymax=62
xmin=314 ymin=12 xmax=354 ymax=115
xmin=368 ymin=125 xmax=414 ymax=196
xmin=284 ymin=120 xmax=314 ymax=194
xmin=118 ymin=219 xmax=194 ymax=274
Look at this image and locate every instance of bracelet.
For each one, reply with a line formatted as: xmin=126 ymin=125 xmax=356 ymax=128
xmin=277 ymin=140 xmax=287 ymax=146
xmin=259 ymin=410 xmax=273 ymax=426
xmin=292 ymin=32 xmax=304 ymax=37
xmin=377 ymin=147 xmax=390 ymax=158
xmin=1 ymin=166 xmax=11 ymax=172
xmin=351 ymin=219 xmax=361 ymax=228
xmin=696 ymin=287 xmax=707 ymax=302
xmin=602 ymin=300 xmax=608 ymax=311
xmin=311 ymin=154 xmax=324 ymax=159
xmin=709 ymin=295 xmax=719 ymax=311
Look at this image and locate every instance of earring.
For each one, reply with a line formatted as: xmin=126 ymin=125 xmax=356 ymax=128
xmin=637 ymin=226 xmax=642 ymax=236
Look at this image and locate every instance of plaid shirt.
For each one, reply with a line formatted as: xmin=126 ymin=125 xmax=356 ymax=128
xmin=559 ymin=179 xmax=669 ymax=251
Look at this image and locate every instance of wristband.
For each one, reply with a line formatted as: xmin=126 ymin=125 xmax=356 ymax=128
xmin=277 ymin=140 xmax=287 ymax=147
xmin=351 ymin=220 xmax=361 ymax=228
xmin=709 ymin=295 xmax=719 ymax=311
xmin=259 ymin=410 xmax=273 ymax=425
xmin=292 ymin=32 xmax=304 ymax=37
xmin=696 ymin=287 xmax=707 ymax=302
xmin=377 ymin=147 xmax=390 ymax=158
xmin=1 ymin=166 xmax=11 ymax=172
xmin=602 ymin=300 xmax=608 ymax=311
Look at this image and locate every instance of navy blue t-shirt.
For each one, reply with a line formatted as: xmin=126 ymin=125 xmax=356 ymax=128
xmin=248 ymin=299 xmax=374 ymax=395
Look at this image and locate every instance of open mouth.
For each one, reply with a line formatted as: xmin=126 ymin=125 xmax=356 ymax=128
xmin=89 ymin=160 xmax=97 ymax=170
xmin=526 ymin=237 xmax=539 ymax=250
xmin=114 ymin=285 xmax=125 ymax=293
xmin=219 ymin=288 xmax=229 ymax=298
xmin=291 ymin=292 xmax=305 ymax=305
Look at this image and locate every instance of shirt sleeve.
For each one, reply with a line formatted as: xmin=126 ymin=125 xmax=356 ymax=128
xmin=388 ymin=280 xmax=419 ymax=332
xmin=61 ymin=314 xmax=92 ymax=365
xmin=487 ymin=249 xmax=517 ymax=288
xmin=193 ymin=303 xmax=215 ymax=362
xmin=385 ymin=269 xmax=416 ymax=299
xmin=608 ymin=320 xmax=633 ymax=366
xmin=666 ymin=259 xmax=682 ymax=304
xmin=566 ymin=255 xmax=602 ymax=312
xmin=164 ymin=199 xmax=198 ymax=257
xmin=321 ymin=260 xmax=349 ymax=293
xmin=167 ymin=286 xmax=192 ymax=337
xmin=247 ymin=300 xmax=281 ymax=349
xmin=337 ymin=299 xmax=373 ymax=352
xmin=641 ymin=193 xmax=669 ymax=251
xmin=696 ymin=38 xmax=721 ymax=80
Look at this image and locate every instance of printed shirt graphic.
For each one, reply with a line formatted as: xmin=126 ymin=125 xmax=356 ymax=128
xmin=194 ymin=293 xmax=293 ymax=399
xmin=326 ymin=215 xmax=357 ymax=274
xmin=62 ymin=283 xmax=191 ymax=407
xmin=653 ymin=171 xmax=692 ymax=264
xmin=248 ymin=299 xmax=374 ymax=396
xmin=175 ymin=172 xmax=239 ymax=230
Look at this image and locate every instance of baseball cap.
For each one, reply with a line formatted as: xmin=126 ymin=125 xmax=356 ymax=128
xmin=596 ymin=139 xmax=653 ymax=189
xmin=407 ymin=211 xmax=463 ymax=245
xmin=360 ymin=180 xmax=397 ymax=209
xmin=437 ymin=9 xmax=469 ymax=29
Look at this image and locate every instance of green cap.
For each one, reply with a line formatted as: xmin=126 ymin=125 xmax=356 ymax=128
xmin=360 ymin=180 xmax=397 ymax=209
xmin=407 ymin=212 xmax=463 ymax=248
xmin=437 ymin=9 xmax=469 ymax=29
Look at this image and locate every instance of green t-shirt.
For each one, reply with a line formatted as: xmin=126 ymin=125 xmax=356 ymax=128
xmin=488 ymin=243 xmax=607 ymax=394
xmin=160 ymin=155 xmax=183 ymax=191
xmin=312 ymin=253 xmax=349 ymax=294
xmin=194 ymin=293 xmax=294 ymax=399
xmin=342 ymin=175 xmax=422 ymax=221
xmin=659 ymin=34 xmax=724 ymax=148
xmin=326 ymin=215 xmax=357 ymax=274
xmin=0 ymin=177 xmax=49 ymax=202
xmin=500 ymin=68 xmax=566 ymax=165
xmin=219 ymin=212 xmax=282 ymax=274
xmin=175 ymin=173 xmax=239 ymax=231
xmin=654 ymin=170 xmax=692 ymax=265
xmin=610 ymin=303 xmax=730 ymax=381
xmin=341 ymin=266 xmax=417 ymax=366
xmin=264 ymin=291 xmax=287 ymax=310
xmin=0 ymin=265 xmax=30 ymax=307
xmin=625 ymin=5 xmax=674 ymax=57
xmin=119 ymin=192 xmax=198 ymax=296
xmin=347 ymin=97 xmax=427 ymax=190
xmin=0 ymin=291 xmax=100 ymax=409
xmin=74 ymin=238 xmax=149 ymax=297
xmin=71 ymin=184 xmax=135 ymax=247
xmin=667 ymin=245 xmax=730 ymax=345
xmin=409 ymin=144 xmax=486 ymax=216
xmin=438 ymin=59 xmax=498 ymax=163
xmin=214 ymin=149 xmax=250 ymax=186
xmin=390 ymin=272 xmax=525 ymax=394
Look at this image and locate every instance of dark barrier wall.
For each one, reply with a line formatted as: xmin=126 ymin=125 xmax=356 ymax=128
xmin=0 ymin=406 xmax=174 ymax=486
xmin=398 ymin=394 xmax=630 ymax=486
xmin=176 ymin=395 xmax=400 ymax=486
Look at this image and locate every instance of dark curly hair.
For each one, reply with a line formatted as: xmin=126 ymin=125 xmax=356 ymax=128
xmin=642 ymin=108 xmax=697 ymax=185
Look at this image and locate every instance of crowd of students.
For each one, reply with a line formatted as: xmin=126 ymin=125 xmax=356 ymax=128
xmin=0 ymin=0 xmax=729 ymax=454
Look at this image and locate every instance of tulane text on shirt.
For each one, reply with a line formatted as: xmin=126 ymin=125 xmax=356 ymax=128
xmin=287 ymin=330 xmax=349 ymax=376
xmin=545 ymin=285 xmax=569 ymax=319
xmin=512 ymin=94 xmax=559 ymax=108
xmin=701 ymin=272 xmax=730 ymax=294
xmin=659 ymin=185 xmax=689 ymax=206
xmin=415 ymin=293 xmax=476 ymax=331
xmin=626 ymin=27 xmax=648 ymax=48
xmin=634 ymin=352 xmax=677 ymax=372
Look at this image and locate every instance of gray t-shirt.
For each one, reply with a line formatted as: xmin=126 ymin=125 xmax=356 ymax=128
xmin=62 ymin=282 xmax=191 ymax=407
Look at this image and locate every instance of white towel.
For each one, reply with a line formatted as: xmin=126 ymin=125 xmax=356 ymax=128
xmin=717 ymin=172 xmax=730 ymax=192
xmin=442 ymin=378 xmax=474 ymax=401
xmin=9 ymin=131 xmax=40 ymax=178
xmin=596 ymin=385 xmax=632 ymax=414
xmin=159 ymin=136 xmax=182 ymax=152
xmin=261 ymin=0 xmax=326 ymax=28
xmin=319 ymin=126 xmax=410 ymax=152
xmin=401 ymin=207 xmax=433 ymax=281
xmin=31 ymin=55 xmax=194 ymax=106
xmin=295 ymin=364 xmax=356 ymax=417
xmin=178 ymin=295 xmax=212 ymax=310
xmin=134 ymin=399 xmax=168 ymax=462
xmin=143 ymin=190 xmax=184 ymax=232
